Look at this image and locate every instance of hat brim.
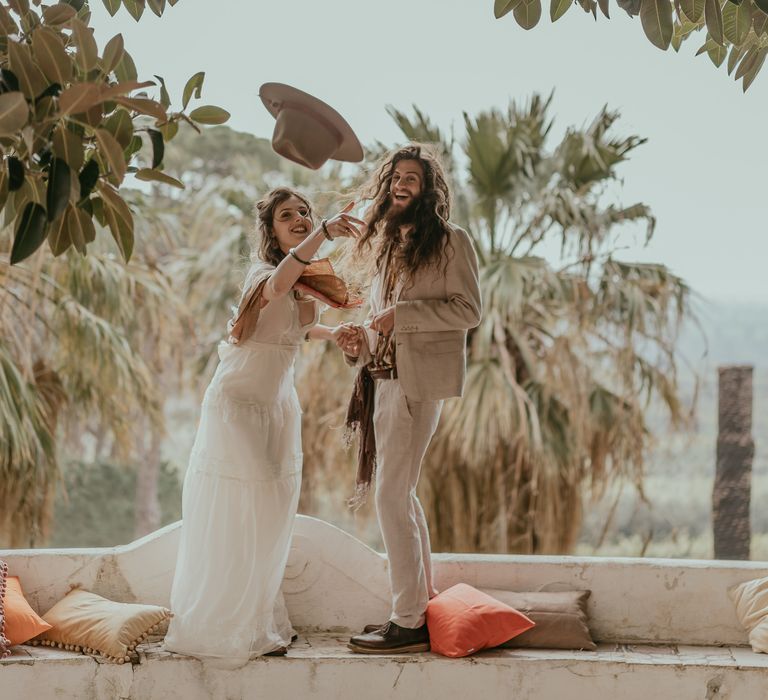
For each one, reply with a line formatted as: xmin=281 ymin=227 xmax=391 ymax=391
xmin=259 ymin=82 xmax=364 ymax=164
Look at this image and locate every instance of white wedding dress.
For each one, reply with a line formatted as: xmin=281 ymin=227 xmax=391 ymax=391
xmin=164 ymin=262 xmax=318 ymax=665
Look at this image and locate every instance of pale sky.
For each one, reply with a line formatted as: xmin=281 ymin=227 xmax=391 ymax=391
xmin=89 ymin=0 xmax=768 ymax=305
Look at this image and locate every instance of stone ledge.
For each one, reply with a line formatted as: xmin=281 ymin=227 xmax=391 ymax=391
xmin=4 ymin=516 xmax=768 ymax=646
xmin=3 ymin=635 xmax=768 ymax=700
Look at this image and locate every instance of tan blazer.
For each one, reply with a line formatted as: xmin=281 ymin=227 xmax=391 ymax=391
xmin=350 ymin=225 xmax=482 ymax=402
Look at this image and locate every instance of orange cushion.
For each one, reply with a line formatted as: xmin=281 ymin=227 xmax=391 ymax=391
xmin=3 ymin=576 xmax=52 ymax=645
xmin=426 ymin=583 xmax=535 ymax=657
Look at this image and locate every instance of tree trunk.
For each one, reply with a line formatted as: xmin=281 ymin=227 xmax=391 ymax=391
xmin=712 ymin=365 xmax=754 ymax=560
xmin=134 ymin=417 xmax=163 ymax=539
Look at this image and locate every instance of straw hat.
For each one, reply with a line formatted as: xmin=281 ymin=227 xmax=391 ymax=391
xmin=259 ymin=82 xmax=364 ymax=170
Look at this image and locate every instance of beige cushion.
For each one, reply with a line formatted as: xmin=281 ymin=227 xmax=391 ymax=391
xmin=729 ymin=575 xmax=768 ymax=653
xmin=37 ymin=589 xmax=171 ymax=663
xmin=483 ymin=589 xmax=596 ymax=650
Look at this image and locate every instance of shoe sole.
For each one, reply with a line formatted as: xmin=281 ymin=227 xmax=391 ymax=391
xmin=347 ymin=642 xmax=430 ymax=655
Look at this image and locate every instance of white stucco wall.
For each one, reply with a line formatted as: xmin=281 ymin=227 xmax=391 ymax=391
xmin=2 ymin=515 xmax=767 ymax=645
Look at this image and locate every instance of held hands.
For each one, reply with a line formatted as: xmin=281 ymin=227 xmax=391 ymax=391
xmin=370 ymin=306 xmax=395 ymax=336
xmin=323 ymin=202 xmax=366 ymax=240
xmin=332 ymin=323 xmax=364 ymax=356
xmin=332 ymin=323 xmax=365 ymax=357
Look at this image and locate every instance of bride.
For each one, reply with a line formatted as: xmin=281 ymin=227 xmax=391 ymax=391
xmin=164 ymin=187 xmax=363 ymax=664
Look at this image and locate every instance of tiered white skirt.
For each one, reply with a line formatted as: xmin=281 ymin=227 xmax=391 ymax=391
xmin=164 ymin=340 xmax=302 ymax=666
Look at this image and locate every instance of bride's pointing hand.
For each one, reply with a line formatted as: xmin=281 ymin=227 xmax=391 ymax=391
xmin=323 ymin=201 xmax=366 ymax=240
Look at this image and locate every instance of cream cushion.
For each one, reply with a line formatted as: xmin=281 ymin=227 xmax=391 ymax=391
xmin=37 ymin=589 xmax=171 ymax=663
xmin=728 ymin=575 xmax=768 ymax=653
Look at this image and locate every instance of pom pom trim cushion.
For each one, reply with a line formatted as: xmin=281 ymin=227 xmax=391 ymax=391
xmin=0 ymin=561 xmax=11 ymax=659
xmin=36 ymin=589 xmax=172 ymax=664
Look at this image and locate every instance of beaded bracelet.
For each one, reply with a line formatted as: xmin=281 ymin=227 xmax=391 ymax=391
xmin=289 ymin=247 xmax=311 ymax=265
xmin=321 ymin=219 xmax=333 ymax=241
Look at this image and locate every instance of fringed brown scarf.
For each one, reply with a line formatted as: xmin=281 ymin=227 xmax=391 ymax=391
xmin=344 ymin=365 xmax=376 ymax=510
xmin=227 ymin=278 xmax=268 ymax=344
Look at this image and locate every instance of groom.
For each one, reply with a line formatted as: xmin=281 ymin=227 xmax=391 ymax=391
xmin=341 ymin=144 xmax=482 ymax=654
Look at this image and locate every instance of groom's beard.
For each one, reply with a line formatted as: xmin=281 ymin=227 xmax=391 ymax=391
xmin=383 ymin=196 xmax=420 ymax=232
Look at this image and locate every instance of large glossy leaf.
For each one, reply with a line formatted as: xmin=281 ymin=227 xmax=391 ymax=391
xmin=47 ymin=207 xmax=72 ymax=255
xmin=697 ymin=34 xmax=728 ymax=64
xmin=705 ymin=0 xmax=725 ymax=45
xmin=722 ymin=0 xmax=751 ymax=44
xmin=114 ymin=49 xmax=138 ymax=83
xmin=46 ymin=157 xmax=70 ymax=222
xmin=551 ymin=0 xmax=573 ymax=20
xmin=0 ymin=5 xmax=19 ymax=34
xmin=101 ymin=33 xmax=124 ymax=74
xmin=113 ymin=95 xmax=167 ymax=121
xmin=153 ymin=74 xmax=170 ymax=108
xmin=147 ymin=0 xmax=166 ymax=16
xmin=7 ymin=41 xmax=47 ymax=99
xmin=99 ymin=79 xmax=155 ymax=100
xmin=78 ymin=159 xmax=99 ymax=200
xmin=735 ymin=46 xmax=760 ymax=77
xmin=10 ymin=201 xmax=48 ymax=264
xmin=159 ymin=119 xmax=178 ymax=141
xmin=742 ymin=47 xmax=767 ymax=90
xmin=32 ymin=26 xmax=73 ymax=85
xmin=42 ymin=4 xmax=77 ymax=25
xmin=98 ymin=182 xmax=134 ymax=261
xmin=641 ymin=0 xmax=674 ymax=49
xmin=7 ymin=0 xmax=30 ymax=15
xmin=0 ymin=169 xmax=8 ymax=213
xmin=182 ymin=71 xmax=204 ymax=109
xmin=495 ymin=0 xmax=523 ymax=16
xmin=95 ymin=128 xmax=127 ymax=183
xmin=58 ymin=82 xmax=103 ymax=114
xmin=69 ymin=203 xmax=95 ymax=249
xmin=0 ymin=91 xmax=29 ymax=136
xmin=52 ymin=126 xmax=84 ymax=170
xmin=680 ymin=0 xmax=704 ymax=21
xmin=727 ymin=42 xmax=747 ymax=74
xmin=124 ymin=134 xmax=143 ymax=160
xmin=122 ymin=0 xmax=145 ymax=21
xmin=69 ymin=17 xmax=98 ymax=71
xmin=102 ymin=0 xmax=121 ymax=16
xmin=103 ymin=108 xmax=133 ymax=148
xmin=8 ymin=156 xmax=24 ymax=191
xmin=514 ymin=0 xmax=543 ymax=28
xmin=147 ymin=128 xmax=164 ymax=168
xmin=135 ymin=168 xmax=184 ymax=188
xmin=188 ymin=105 xmax=230 ymax=125
xmin=671 ymin=18 xmax=699 ymax=51
xmin=754 ymin=9 xmax=768 ymax=35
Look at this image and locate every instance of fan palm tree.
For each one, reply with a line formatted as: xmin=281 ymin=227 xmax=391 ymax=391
xmin=0 ymin=194 xmax=191 ymax=546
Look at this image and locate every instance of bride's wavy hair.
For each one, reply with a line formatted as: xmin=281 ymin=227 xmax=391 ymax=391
xmin=251 ymin=187 xmax=314 ymax=266
xmin=354 ymin=143 xmax=453 ymax=279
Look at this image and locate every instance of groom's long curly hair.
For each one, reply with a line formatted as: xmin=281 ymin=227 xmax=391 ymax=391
xmin=354 ymin=144 xmax=453 ymax=281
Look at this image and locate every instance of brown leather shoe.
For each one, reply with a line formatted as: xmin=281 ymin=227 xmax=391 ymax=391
xmin=348 ymin=621 xmax=430 ymax=654
xmin=362 ymin=623 xmax=384 ymax=634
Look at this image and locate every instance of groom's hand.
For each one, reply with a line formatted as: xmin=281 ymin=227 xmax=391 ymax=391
xmin=370 ymin=306 xmax=395 ymax=336
xmin=333 ymin=323 xmax=363 ymax=357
